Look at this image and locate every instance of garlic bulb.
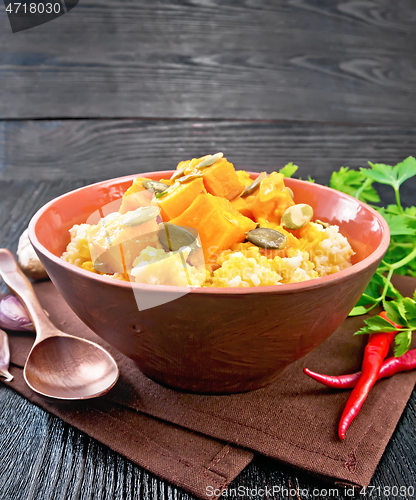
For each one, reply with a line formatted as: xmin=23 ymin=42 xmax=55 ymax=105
xmin=17 ymin=228 xmax=48 ymax=280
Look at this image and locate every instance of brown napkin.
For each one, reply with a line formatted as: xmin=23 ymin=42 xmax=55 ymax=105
xmin=4 ymin=276 xmax=416 ymax=497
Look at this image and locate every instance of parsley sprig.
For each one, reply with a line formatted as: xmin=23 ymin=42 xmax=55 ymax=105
xmin=329 ymin=157 xmax=416 ymax=356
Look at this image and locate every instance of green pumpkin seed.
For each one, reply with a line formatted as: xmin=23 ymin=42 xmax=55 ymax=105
xmin=101 ymin=212 xmax=120 ymax=225
xmin=281 ymin=204 xmax=313 ymax=230
xmin=241 ymin=172 xmax=267 ymax=198
xmin=155 ymin=190 xmax=168 ymax=200
xmin=177 ymin=173 xmax=203 ymax=184
xmin=246 ymin=228 xmax=287 ymax=250
xmin=123 ymin=206 xmax=160 ymax=227
xmin=286 ymin=187 xmax=294 ymax=199
xmin=170 ymin=166 xmax=186 ymax=181
xmin=195 ymin=152 xmax=224 ymax=170
xmin=142 ymin=180 xmax=170 ymax=194
xmin=158 ymin=223 xmax=200 ymax=252
xmin=316 ymin=219 xmax=330 ymax=228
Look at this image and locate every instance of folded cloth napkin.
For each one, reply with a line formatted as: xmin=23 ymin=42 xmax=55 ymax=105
xmin=4 ymin=275 xmax=416 ymax=498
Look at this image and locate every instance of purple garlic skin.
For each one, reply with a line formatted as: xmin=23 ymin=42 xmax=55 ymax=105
xmin=0 ymin=295 xmax=34 ymax=332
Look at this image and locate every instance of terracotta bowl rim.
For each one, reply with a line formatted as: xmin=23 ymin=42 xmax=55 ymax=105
xmin=29 ymin=171 xmax=390 ymax=296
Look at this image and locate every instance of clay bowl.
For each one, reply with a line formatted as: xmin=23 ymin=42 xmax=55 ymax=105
xmin=29 ymin=171 xmax=390 ymax=394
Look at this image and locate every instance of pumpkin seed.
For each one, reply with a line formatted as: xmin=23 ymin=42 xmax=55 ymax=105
xmin=286 ymin=187 xmax=294 ymax=199
xmin=246 ymin=228 xmax=287 ymax=250
xmin=170 ymin=166 xmax=186 ymax=181
xmin=155 ymin=190 xmax=168 ymax=200
xmin=316 ymin=219 xmax=330 ymax=228
xmin=195 ymin=152 xmax=224 ymax=170
xmin=101 ymin=212 xmax=120 ymax=225
xmin=158 ymin=223 xmax=200 ymax=252
xmin=241 ymin=172 xmax=267 ymax=198
xmin=123 ymin=206 xmax=160 ymax=227
xmin=177 ymin=173 xmax=203 ymax=184
xmin=142 ymin=180 xmax=170 ymax=194
xmin=281 ymin=204 xmax=313 ymax=230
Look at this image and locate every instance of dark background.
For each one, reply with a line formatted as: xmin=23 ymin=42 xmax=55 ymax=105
xmin=0 ymin=1 xmax=415 ymax=499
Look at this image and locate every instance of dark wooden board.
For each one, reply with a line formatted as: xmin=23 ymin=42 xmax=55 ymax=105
xmin=1 ymin=119 xmax=415 ymax=208
xmin=0 ymin=166 xmax=415 ymax=499
xmin=1 ymin=1 xmax=416 ymax=124
xmin=1 ymin=384 xmax=415 ymax=500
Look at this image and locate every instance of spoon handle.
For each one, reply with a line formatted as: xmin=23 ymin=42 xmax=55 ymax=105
xmin=0 ymin=249 xmax=57 ymax=340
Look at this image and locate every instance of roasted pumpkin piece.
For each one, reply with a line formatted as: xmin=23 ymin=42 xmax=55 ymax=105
xmin=169 ymin=193 xmax=256 ymax=266
xmin=200 ymin=158 xmax=245 ymax=200
xmin=119 ymin=178 xmax=154 ymax=214
xmin=171 ymin=155 xmax=245 ymax=201
xmin=236 ymin=170 xmax=254 ymax=188
xmin=157 ymin=177 xmax=207 ymax=221
xmin=230 ymin=196 xmax=254 ymax=219
xmin=245 ymin=172 xmax=295 ymax=224
xmin=211 ymin=196 xmax=256 ymax=230
xmin=158 ymin=178 xmax=174 ymax=186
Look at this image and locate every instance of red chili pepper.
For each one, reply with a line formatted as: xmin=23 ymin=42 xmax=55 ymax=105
xmin=338 ymin=311 xmax=401 ymax=440
xmin=304 ymin=347 xmax=416 ymax=389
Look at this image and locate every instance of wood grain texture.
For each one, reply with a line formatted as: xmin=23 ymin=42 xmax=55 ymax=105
xmin=1 ymin=385 xmax=416 ymax=500
xmin=0 ymin=172 xmax=415 ymax=499
xmin=1 ymin=119 xmax=415 ymax=206
xmin=1 ymin=1 xmax=416 ymax=124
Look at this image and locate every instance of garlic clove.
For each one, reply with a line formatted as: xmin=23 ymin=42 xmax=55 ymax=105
xmin=0 ymin=328 xmax=13 ymax=382
xmin=17 ymin=229 xmax=48 ymax=281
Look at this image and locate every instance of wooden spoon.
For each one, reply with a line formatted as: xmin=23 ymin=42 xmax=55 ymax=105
xmin=0 ymin=249 xmax=119 ymax=400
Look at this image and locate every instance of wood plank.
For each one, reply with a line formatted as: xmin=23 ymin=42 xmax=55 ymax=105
xmin=1 ymin=174 xmax=416 ymax=499
xmin=1 ymin=119 xmax=415 ymax=206
xmin=0 ymin=1 xmax=415 ymax=124
xmin=1 ymin=385 xmax=416 ymax=499
xmin=0 ymin=179 xmax=86 ymax=260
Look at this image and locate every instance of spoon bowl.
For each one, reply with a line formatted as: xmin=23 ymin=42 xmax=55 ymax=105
xmin=0 ymin=249 xmax=119 ymax=400
xmin=24 ymin=336 xmax=119 ymax=400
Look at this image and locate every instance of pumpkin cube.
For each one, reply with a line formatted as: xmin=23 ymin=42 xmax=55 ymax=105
xmin=173 ymin=155 xmax=245 ymax=201
xmin=230 ymin=196 xmax=254 ymax=219
xmin=201 ymin=158 xmax=245 ymax=200
xmin=169 ymin=193 xmax=256 ymax=266
xmin=119 ymin=178 xmax=154 ymax=214
xmin=158 ymin=177 xmax=206 ymax=221
xmin=245 ymin=172 xmax=294 ymax=224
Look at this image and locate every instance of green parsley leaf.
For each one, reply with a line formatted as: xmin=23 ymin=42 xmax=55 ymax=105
xmin=377 ymin=273 xmax=401 ymax=301
xmin=403 ymin=297 xmax=416 ymax=324
xmin=328 ymin=157 xmax=416 ymax=354
xmin=394 ymin=157 xmax=416 ymax=188
xmin=361 ymin=157 xmax=416 ymax=191
xmin=354 ymin=316 xmax=398 ymax=335
xmin=361 ymin=163 xmax=399 ymax=186
xmin=383 ymin=300 xmax=406 ymax=326
xmin=355 ymin=293 xmax=378 ymax=307
xmin=329 ymin=167 xmax=380 ymax=204
xmin=349 ymin=306 xmax=370 ymax=316
xmin=279 ymin=163 xmax=298 ymax=178
xmin=394 ymin=329 xmax=413 ymax=357
xmin=376 ymin=210 xmax=416 ymax=236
